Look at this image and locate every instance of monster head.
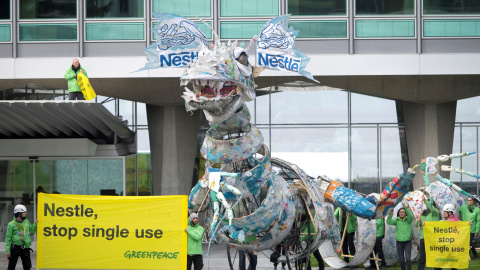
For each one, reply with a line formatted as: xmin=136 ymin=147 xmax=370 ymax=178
xmin=180 ymin=40 xmax=258 ymax=124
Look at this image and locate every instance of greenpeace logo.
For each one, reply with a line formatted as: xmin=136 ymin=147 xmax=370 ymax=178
xmin=124 ymin=250 xmax=179 ymax=259
xmin=257 ymin=52 xmax=300 ymax=72
xmin=159 ymin=51 xmax=199 ymax=67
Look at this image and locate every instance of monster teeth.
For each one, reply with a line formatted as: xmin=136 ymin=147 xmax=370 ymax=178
xmin=216 ymin=81 xmax=225 ymax=92
xmin=200 ymin=80 xmax=208 ymax=86
xmin=236 ymin=85 xmax=242 ymax=94
xmin=208 ymin=80 xmax=215 ymax=87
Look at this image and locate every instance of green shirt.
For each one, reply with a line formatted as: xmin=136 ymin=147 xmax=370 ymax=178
xmin=387 ymin=207 xmax=413 ymax=242
xmin=64 ymin=66 xmax=88 ymax=93
xmin=376 ymin=218 xmax=385 ymax=238
xmin=414 ymin=200 xmax=439 ymax=239
xmin=300 ymin=221 xmax=316 ymax=242
xmin=334 ymin=208 xmax=357 ymax=233
xmin=5 ymin=218 xmax=37 ymax=253
xmin=186 ymin=218 xmax=204 ymax=255
xmin=458 ymin=204 xmax=480 ymax=233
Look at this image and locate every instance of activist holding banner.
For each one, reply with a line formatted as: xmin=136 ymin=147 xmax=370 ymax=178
xmin=5 ymin=204 xmax=38 ymax=270
xmin=64 ymin=58 xmax=88 ymax=100
xmin=387 ymin=202 xmax=414 ymax=270
xmin=185 ymin=212 xmax=204 ymax=270
xmin=424 ymin=204 xmax=470 ymax=270
xmin=458 ymin=197 xmax=480 ymax=259
xmin=415 ymin=196 xmax=439 ymax=270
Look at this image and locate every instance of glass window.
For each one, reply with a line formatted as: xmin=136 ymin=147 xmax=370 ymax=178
xmin=451 ymin=127 xmax=478 ymax=190
xmin=271 ymin=128 xmax=348 ymax=181
xmin=86 ymin=0 xmax=144 ymax=19
xmin=73 ymin=160 xmax=87 ymax=195
xmin=456 ymin=96 xmax=480 ymax=122
xmin=137 ymin=102 xmax=148 ymax=126
xmin=220 ymin=21 xmax=264 ymax=39
xmin=290 ymin=20 xmax=348 ymax=38
xmin=0 ymin=24 xmax=11 ymax=42
xmin=289 ymin=0 xmax=346 ymax=16
xmin=380 ymin=127 xmax=404 ymax=191
xmin=356 ymin=0 xmax=414 ymax=15
xmin=351 ymin=93 xmax=398 ymax=123
xmin=55 ymin=160 xmax=73 ymax=194
xmin=152 ymin=21 xmax=212 ymax=40
xmin=220 ymin=0 xmax=278 ymax=17
xmin=87 ymin=159 xmax=123 ymax=195
xmin=137 ymin=153 xmax=153 ymax=195
xmin=356 ymin=19 xmax=415 ymax=37
xmin=424 ymin=0 xmax=480 ymax=15
xmin=19 ymin=23 xmax=77 ymax=42
xmin=0 ymin=0 xmax=10 ymax=20
xmin=86 ymin=22 xmax=144 ymax=41
xmin=424 ymin=19 xmax=480 ymax=37
xmin=152 ymin=0 xmax=211 ymax=17
xmin=137 ymin=129 xmax=150 ymax=153
xmin=351 ymin=127 xmax=378 ymax=193
xmin=271 ymin=89 xmax=348 ymax=124
xmin=119 ymin=99 xmax=133 ymax=126
xmin=125 ymin=156 xmax=136 ymax=196
xmin=19 ymin=0 xmax=76 ymax=19
xmin=252 ymin=92 xmax=269 ymax=125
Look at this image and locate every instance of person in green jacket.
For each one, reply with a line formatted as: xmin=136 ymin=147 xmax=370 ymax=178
xmin=5 ymin=204 xmax=38 ymax=270
xmin=185 ymin=212 xmax=204 ymax=270
xmin=64 ymin=58 xmax=88 ymax=100
xmin=458 ymin=196 xmax=480 ymax=259
xmin=415 ymin=196 xmax=439 ymax=270
xmin=334 ymin=208 xmax=357 ymax=262
xmin=387 ymin=202 xmax=413 ymax=270
xmin=366 ymin=218 xmax=386 ymax=270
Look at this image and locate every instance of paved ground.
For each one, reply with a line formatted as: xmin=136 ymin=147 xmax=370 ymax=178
xmin=0 ymin=242 xmax=361 ymax=270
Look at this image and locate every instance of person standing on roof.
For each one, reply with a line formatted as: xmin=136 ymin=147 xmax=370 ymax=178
xmin=64 ymin=58 xmax=88 ymax=100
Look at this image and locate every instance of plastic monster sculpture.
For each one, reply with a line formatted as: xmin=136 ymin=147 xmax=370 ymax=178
xmin=140 ymin=12 xmax=418 ymax=269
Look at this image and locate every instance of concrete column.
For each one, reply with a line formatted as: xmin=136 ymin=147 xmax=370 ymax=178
xmin=402 ymin=101 xmax=457 ymax=189
xmin=146 ymin=105 xmax=200 ymax=196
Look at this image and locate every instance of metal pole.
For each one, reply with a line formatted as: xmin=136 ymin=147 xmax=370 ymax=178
xmin=348 ymin=91 xmax=352 ymax=188
xmin=460 ymin=123 xmax=463 ymax=188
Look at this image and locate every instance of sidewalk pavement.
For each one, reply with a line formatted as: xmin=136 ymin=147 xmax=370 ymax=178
xmin=0 ymin=242 xmax=363 ymax=270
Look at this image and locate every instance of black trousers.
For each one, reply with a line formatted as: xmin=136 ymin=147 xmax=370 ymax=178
xmin=239 ymin=251 xmax=257 ymax=270
xmin=369 ymin=236 xmax=386 ymax=268
xmin=396 ymin=240 xmax=412 ymax=270
xmin=471 ymin=233 xmax=478 ymax=258
xmin=187 ymin=254 xmax=203 ymax=270
xmin=305 ymin=249 xmax=324 ymax=270
xmin=7 ymin=245 xmax=31 ymax=270
xmin=342 ymin=232 xmax=356 ymax=262
xmin=68 ymin=92 xmax=85 ymax=100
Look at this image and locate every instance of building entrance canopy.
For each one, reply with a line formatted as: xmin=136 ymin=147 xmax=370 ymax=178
xmin=0 ymin=101 xmax=135 ymax=157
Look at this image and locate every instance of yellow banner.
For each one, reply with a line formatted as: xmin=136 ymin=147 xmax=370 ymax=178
xmin=424 ymin=221 xmax=470 ymax=269
xmin=37 ymin=193 xmax=187 ymax=269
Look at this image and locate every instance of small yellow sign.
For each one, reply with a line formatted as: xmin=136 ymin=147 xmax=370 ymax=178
xmin=424 ymin=221 xmax=470 ymax=269
xmin=37 ymin=193 xmax=188 ymax=269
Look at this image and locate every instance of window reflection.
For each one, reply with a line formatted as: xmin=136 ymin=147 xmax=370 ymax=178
xmin=289 ymin=0 xmax=346 ymax=16
xmin=271 ymin=90 xmax=348 ymax=124
xmin=271 ymin=128 xmax=348 ymax=181
xmin=356 ymin=0 xmax=414 ymax=15
xmin=19 ymin=0 xmax=76 ymax=19
xmin=351 ymin=128 xmax=378 ymax=193
xmin=86 ymin=0 xmax=144 ymax=18
xmin=424 ymin=0 xmax=480 ymax=15
xmin=0 ymin=0 xmax=10 ymax=20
